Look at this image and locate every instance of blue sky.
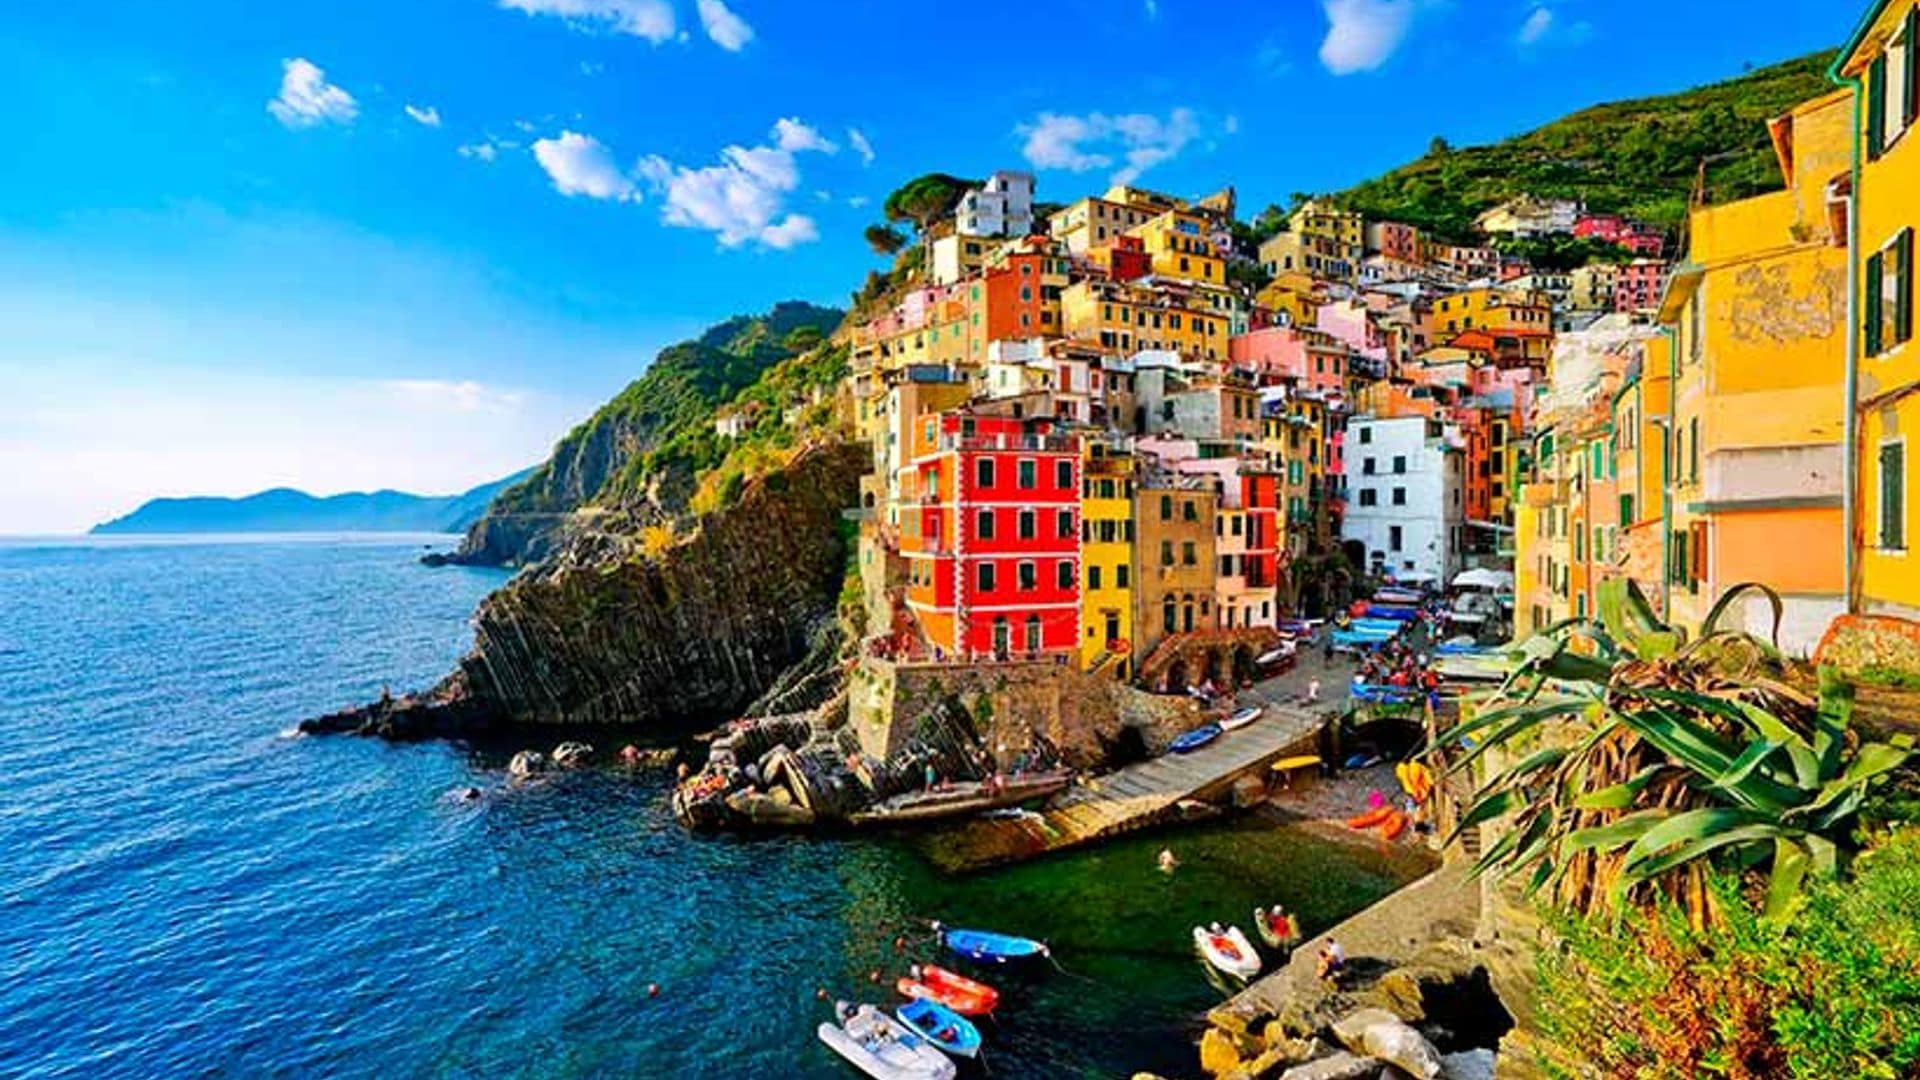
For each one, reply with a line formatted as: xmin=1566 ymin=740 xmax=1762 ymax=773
xmin=0 ymin=0 xmax=1843 ymax=532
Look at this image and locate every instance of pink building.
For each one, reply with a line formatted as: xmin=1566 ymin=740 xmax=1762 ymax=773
xmin=1613 ymin=259 xmax=1669 ymax=313
xmin=1366 ymin=220 xmax=1423 ymax=264
xmin=1315 ymin=300 xmax=1389 ymax=378
xmin=1575 ymin=213 xmax=1666 ymax=258
xmin=1228 ymin=326 xmax=1350 ymax=394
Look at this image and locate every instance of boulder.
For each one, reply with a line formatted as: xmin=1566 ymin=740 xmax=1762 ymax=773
xmin=1330 ymin=1008 xmax=1444 ymax=1080
xmin=1439 ymin=1048 xmax=1495 ymax=1080
xmin=507 ymin=750 xmax=547 ymax=778
xmin=1201 ymin=1026 xmax=1258 ymax=1078
xmin=552 ymin=741 xmax=594 ymax=768
xmin=1275 ymin=1051 xmax=1377 ymax=1080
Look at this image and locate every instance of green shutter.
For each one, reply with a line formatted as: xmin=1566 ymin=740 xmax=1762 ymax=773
xmin=1908 ymin=9 xmax=1920 ymax=125
xmin=1898 ymin=229 xmax=1915 ymax=347
xmin=1869 ymin=54 xmax=1888 ymax=160
xmin=1880 ymin=442 xmax=1906 ymax=549
xmin=1867 ymin=250 xmax=1886 ymax=356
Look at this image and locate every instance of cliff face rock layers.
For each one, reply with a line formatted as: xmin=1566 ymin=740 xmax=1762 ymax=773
xmin=306 ymin=440 xmax=867 ymax=737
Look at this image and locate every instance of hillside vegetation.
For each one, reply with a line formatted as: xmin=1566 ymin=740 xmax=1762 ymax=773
xmin=1333 ymin=51 xmax=1835 ymax=240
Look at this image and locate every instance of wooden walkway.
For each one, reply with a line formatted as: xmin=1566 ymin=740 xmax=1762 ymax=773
xmin=922 ymin=703 xmax=1329 ymax=872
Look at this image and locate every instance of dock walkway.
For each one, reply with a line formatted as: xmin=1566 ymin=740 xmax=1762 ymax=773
xmin=923 ymin=700 xmax=1330 ymax=872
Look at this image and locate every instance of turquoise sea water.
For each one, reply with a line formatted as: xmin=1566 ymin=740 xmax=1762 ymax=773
xmin=0 ymin=535 xmax=1428 ymax=1078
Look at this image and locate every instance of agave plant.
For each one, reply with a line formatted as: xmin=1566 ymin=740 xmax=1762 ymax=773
xmin=1439 ymin=580 xmax=1915 ymax=924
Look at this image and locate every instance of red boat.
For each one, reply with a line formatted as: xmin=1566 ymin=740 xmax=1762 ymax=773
xmin=896 ymin=963 xmax=1000 ymax=1016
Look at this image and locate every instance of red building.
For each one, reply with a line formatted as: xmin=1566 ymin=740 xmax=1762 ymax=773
xmin=902 ymin=412 xmax=1081 ymax=659
xmin=979 ymin=239 xmax=1061 ymax=342
xmin=1241 ymin=471 xmax=1283 ymax=590
xmin=1103 ymin=234 xmax=1153 ymax=282
xmin=1613 ymin=259 xmax=1669 ymax=313
xmin=1575 ymin=213 xmax=1666 ymax=258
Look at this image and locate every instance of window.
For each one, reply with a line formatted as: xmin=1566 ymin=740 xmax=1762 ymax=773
xmin=1393 ymin=455 xmax=1407 ymax=474
xmin=1182 ymin=541 xmax=1197 ymax=566
xmin=1160 ymin=541 xmax=1174 ymax=566
xmin=1025 ymin=615 xmax=1041 ymax=653
xmin=977 ymin=563 xmax=996 ymax=592
xmin=1392 ymin=487 xmax=1407 ymax=506
xmin=977 ymin=509 xmax=995 ymax=540
xmin=1056 ymin=460 xmax=1073 ymax=489
xmin=1866 ymin=229 xmax=1915 ymax=356
xmin=1689 ymin=416 xmax=1701 ymax=482
xmin=1057 ymin=561 xmax=1074 ymax=590
xmin=1018 ymin=561 xmax=1038 ymax=590
xmin=1360 ymin=426 xmax=1373 ymax=445
xmin=1363 ymin=457 xmax=1377 ymax=475
xmin=1088 ymin=565 xmax=1103 ymax=590
xmin=1018 ymin=459 xmax=1037 ymax=489
xmin=976 ymin=458 xmax=995 ymax=488
xmin=1018 ymin=510 xmax=1036 ymax=540
xmin=1163 ymin=598 xmax=1177 ymax=634
xmin=1389 ymin=525 xmax=1403 ymax=552
xmin=1116 ymin=564 xmax=1130 ymax=588
xmin=1881 ymin=440 xmax=1907 ymax=550
xmin=1620 ymin=494 xmax=1635 ymax=527
xmin=1057 ymin=510 xmax=1074 ymax=539
xmin=1160 ymin=495 xmax=1173 ymax=520
xmin=1358 ymin=489 xmax=1378 ymax=507
xmin=1183 ymin=500 xmax=1198 ymax=522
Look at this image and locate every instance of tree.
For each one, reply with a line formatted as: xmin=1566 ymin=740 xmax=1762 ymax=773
xmin=1428 ymin=135 xmax=1453 ymax=157
xmin=782 ymin=325 xmax=826 ymax=353
xmin=863 ymin=224 xmax=907 ymax=255
xmin=882 ymin=173 xmax=981 ymax=234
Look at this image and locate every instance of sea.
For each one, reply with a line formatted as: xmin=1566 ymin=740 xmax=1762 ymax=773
xmin=0 ymin=534 xmax=1428 ymax=1078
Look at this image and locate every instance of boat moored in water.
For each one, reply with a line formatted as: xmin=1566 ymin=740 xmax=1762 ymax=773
xmin=1193 ymin=924 xmax=1261 ymax=980
xmin=818 ymin=1002 xmax=957 ymax=1079
xmin=934 ymin=923 xmax=1049 ymax=964
xmin=894 ymin=998 xmax=982 ymax=1059
xmin=897 ymin=964 xmax=1000 ymax=1016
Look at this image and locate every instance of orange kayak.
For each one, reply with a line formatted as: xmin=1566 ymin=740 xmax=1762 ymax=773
xmin=897 ymin=963 xmax=999 ymax=1016
xmin=1380 ymin=811 xmax=1409 ymax=840
xmin=1346 ymin=806 xmax=1393 ymax=829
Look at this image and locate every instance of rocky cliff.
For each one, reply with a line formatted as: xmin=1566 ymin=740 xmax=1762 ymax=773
xmin=442 ymin=301 xmax=843 ymax=567
xmin=306 ymin=439 xmax=868 ymax=737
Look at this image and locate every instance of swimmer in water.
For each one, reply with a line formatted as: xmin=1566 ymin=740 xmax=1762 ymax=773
xmin=1158 ymin=848 xmax=1179 ymax=873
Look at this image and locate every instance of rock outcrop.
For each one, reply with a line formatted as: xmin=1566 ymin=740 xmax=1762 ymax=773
xmin=303 ymin=440 xmax=868 ymax=737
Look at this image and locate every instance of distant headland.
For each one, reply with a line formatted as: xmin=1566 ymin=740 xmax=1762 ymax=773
xmin=90 ymin=470 xmax=532 ymax=535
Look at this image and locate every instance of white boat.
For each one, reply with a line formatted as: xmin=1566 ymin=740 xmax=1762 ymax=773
xmin=1221 ymin=705 xmax=1264 ymax=731
xmin=817 ymin=1002 xmax=957 ymax=1080
xmin=1193 ymin=925 xmax=1262 ymax=980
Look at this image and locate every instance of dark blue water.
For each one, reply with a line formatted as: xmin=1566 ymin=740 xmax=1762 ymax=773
xmin=0 ymin=536 xmax=1428 ymax=1078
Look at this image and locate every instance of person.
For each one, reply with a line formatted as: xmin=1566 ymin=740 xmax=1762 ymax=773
xmin=1158 ymin=848 xmax=1179 ymax=874
xmin=1305 ymin=677 xmax=1321 ymax=704
xmin=1317 ymin=938 xmax=1347 ymax=983
xmin=924 ymin=763 xmax=939 ymax=791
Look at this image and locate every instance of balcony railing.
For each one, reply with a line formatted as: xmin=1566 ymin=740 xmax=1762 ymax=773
xmin=938 ymin=433 xmax=1078 ymax=453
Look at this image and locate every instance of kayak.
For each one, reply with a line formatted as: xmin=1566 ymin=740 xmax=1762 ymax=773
xmin=1395 ymin=761 xmax=1434 ymax=803
xmin=935 ymin=923 xmax=1049 ymax=964
xmin=1221 ymin=705 xmax=1263 ymax=731
xmin=818 ymin=1002 xmax=957 ymax=1080
xmin=1346 ymin=806 xmax=1394 ymax=829
xmin=894 ymin=998 xmax=982 ymax=1059
xmin=1381 ymin=811 xmax=1410 ymax=840
xmin=1193 ymin=925 xmax=1261 ymax=980
xmin=1170 ymin=723 xmax=1224 ymax=754
xmin=897 ymin=964 xmax=999 ymax=1016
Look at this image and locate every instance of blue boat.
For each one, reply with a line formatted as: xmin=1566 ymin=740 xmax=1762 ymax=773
xmin=935 ymin=923 xmax=1049 ymax=964
xmin=895 ymin=998 xmax=983 ymax=1059
xmin=1365 ymin=603 xmax=1420 ymax=621
xmin=1169 ymin=723 xmax=1223 ymax=754
xmin=1350 ymin=617 xmax=1405 ymax=634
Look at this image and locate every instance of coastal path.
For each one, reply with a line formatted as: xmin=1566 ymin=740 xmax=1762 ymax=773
xmin=923 ymin=699 xmax=1330 ymax=872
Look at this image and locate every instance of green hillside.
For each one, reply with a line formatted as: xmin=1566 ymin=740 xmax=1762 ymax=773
xmin=1333 ymin=51 xmax=1836 ymax=241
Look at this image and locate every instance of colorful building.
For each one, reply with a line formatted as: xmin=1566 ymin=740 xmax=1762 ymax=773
xmin=1133 ymin=478 xmax=1219 ymax=662
xmin=902 ymin=413 xmax=1082 ymax=659
xmin=1079 ymin=442 xmax=1137 ymax=674
xmin=1838 ymin=0 xmax=1920 ymax=619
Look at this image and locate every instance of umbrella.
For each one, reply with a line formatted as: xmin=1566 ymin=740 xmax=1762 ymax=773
xmin=1452 ymin=567 xmax=1513 ymax=590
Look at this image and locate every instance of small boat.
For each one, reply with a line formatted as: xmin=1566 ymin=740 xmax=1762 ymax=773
xmin=818 ymin=1002 xmax=957 ymax=1080
xmin=1380 ymin=811 xmax=1410 ymax=840
xmin=934 ymin=923 xmax=1049 ymax=964
xmin=1346 ymin=806 xmax=1394 ymax=829
xmin=1193 ymin=925 xmax=1261 ymax=980
xmin=1169 ymin=723 xmax=1224 ymax=754
xmin=848 ymin=771 xmax=1071 ymax=826
xmin=894 ymin=998 xmax=982 ymax=1059
xmin=1254 ymin=643 xmax=1297 ymax=667
xmin=1221 ymin=705 xmax=1263 ymax=731
xmin=897 ymin=964 xmax=999 ymax=1016
xmin=1252 ymin=907 xmax=1299 ymax=949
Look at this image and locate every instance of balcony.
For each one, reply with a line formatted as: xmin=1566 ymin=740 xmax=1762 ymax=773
xmin=938 ymin=433 xmax=1078 ymax=453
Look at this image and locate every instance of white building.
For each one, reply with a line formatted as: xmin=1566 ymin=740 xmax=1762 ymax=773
xmin=955 ymin=170 xmax=1035 ymax=238
xmin=1342 ymin=415 xmax=1466 ymax=584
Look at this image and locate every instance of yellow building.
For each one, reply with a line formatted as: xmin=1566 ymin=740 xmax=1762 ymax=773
xmin=1610 ymin=337 xmax=1675 ymax=619
xmin=1129 ymin=209 xmax=1224 ymax=286
xmin=1657 ymin=88 xmax=1853 ymax=650
xmin=1431 ymin=287 xmax=1554 ymax=337
xmin=1047 ymin=185 xmax=1189 ymax=254
xmin=1254 ymin=272 xmax=1327 ymax=329
xmin=1080 ymin=443 xmax=1137 ymax=675
xmin=1288 ymin=199 xmax=1365 ymax=266
xmin=1257 ymin=230 xmax=1355 ymax=282
xmin=1059 ymin=279 xmax=1230 ymax=361
xmin=1837 ymin=0 xmax=1920 ymax=618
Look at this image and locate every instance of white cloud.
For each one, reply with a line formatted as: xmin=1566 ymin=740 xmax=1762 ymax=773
xmin=458 ymin=142 xmax=501 ymax=162
xmin=1018 ymin=107 xmax=1205 ymax=185
xmin=847 ymin=195 xmax=870 ymax=208
xmin=267 ymin=58 xmax=358 ymax=129
xmin=384 ymin=379 xmax=527 ymax=415
xmin=774 ymin=117 xmax=836 ymax=154
xmin=1517 ymin=7 xmax=1553 ymax=45
xmin=696 ymin=0 xmax=755 ymax=50
xmin=405 ymin=103 xmax=442 ymax=127
xmin=498 ymin=0 xmax=676 ymax=43
xmin=1318 ymin=0 xmax=1415 ymax=75
xmin=532 ymin=130 xmax=637 ymax=200
xmin=633 ymin=118 xmax=834 ymax=249
xmin=846 ymin=127 xmax=875 ymax=165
